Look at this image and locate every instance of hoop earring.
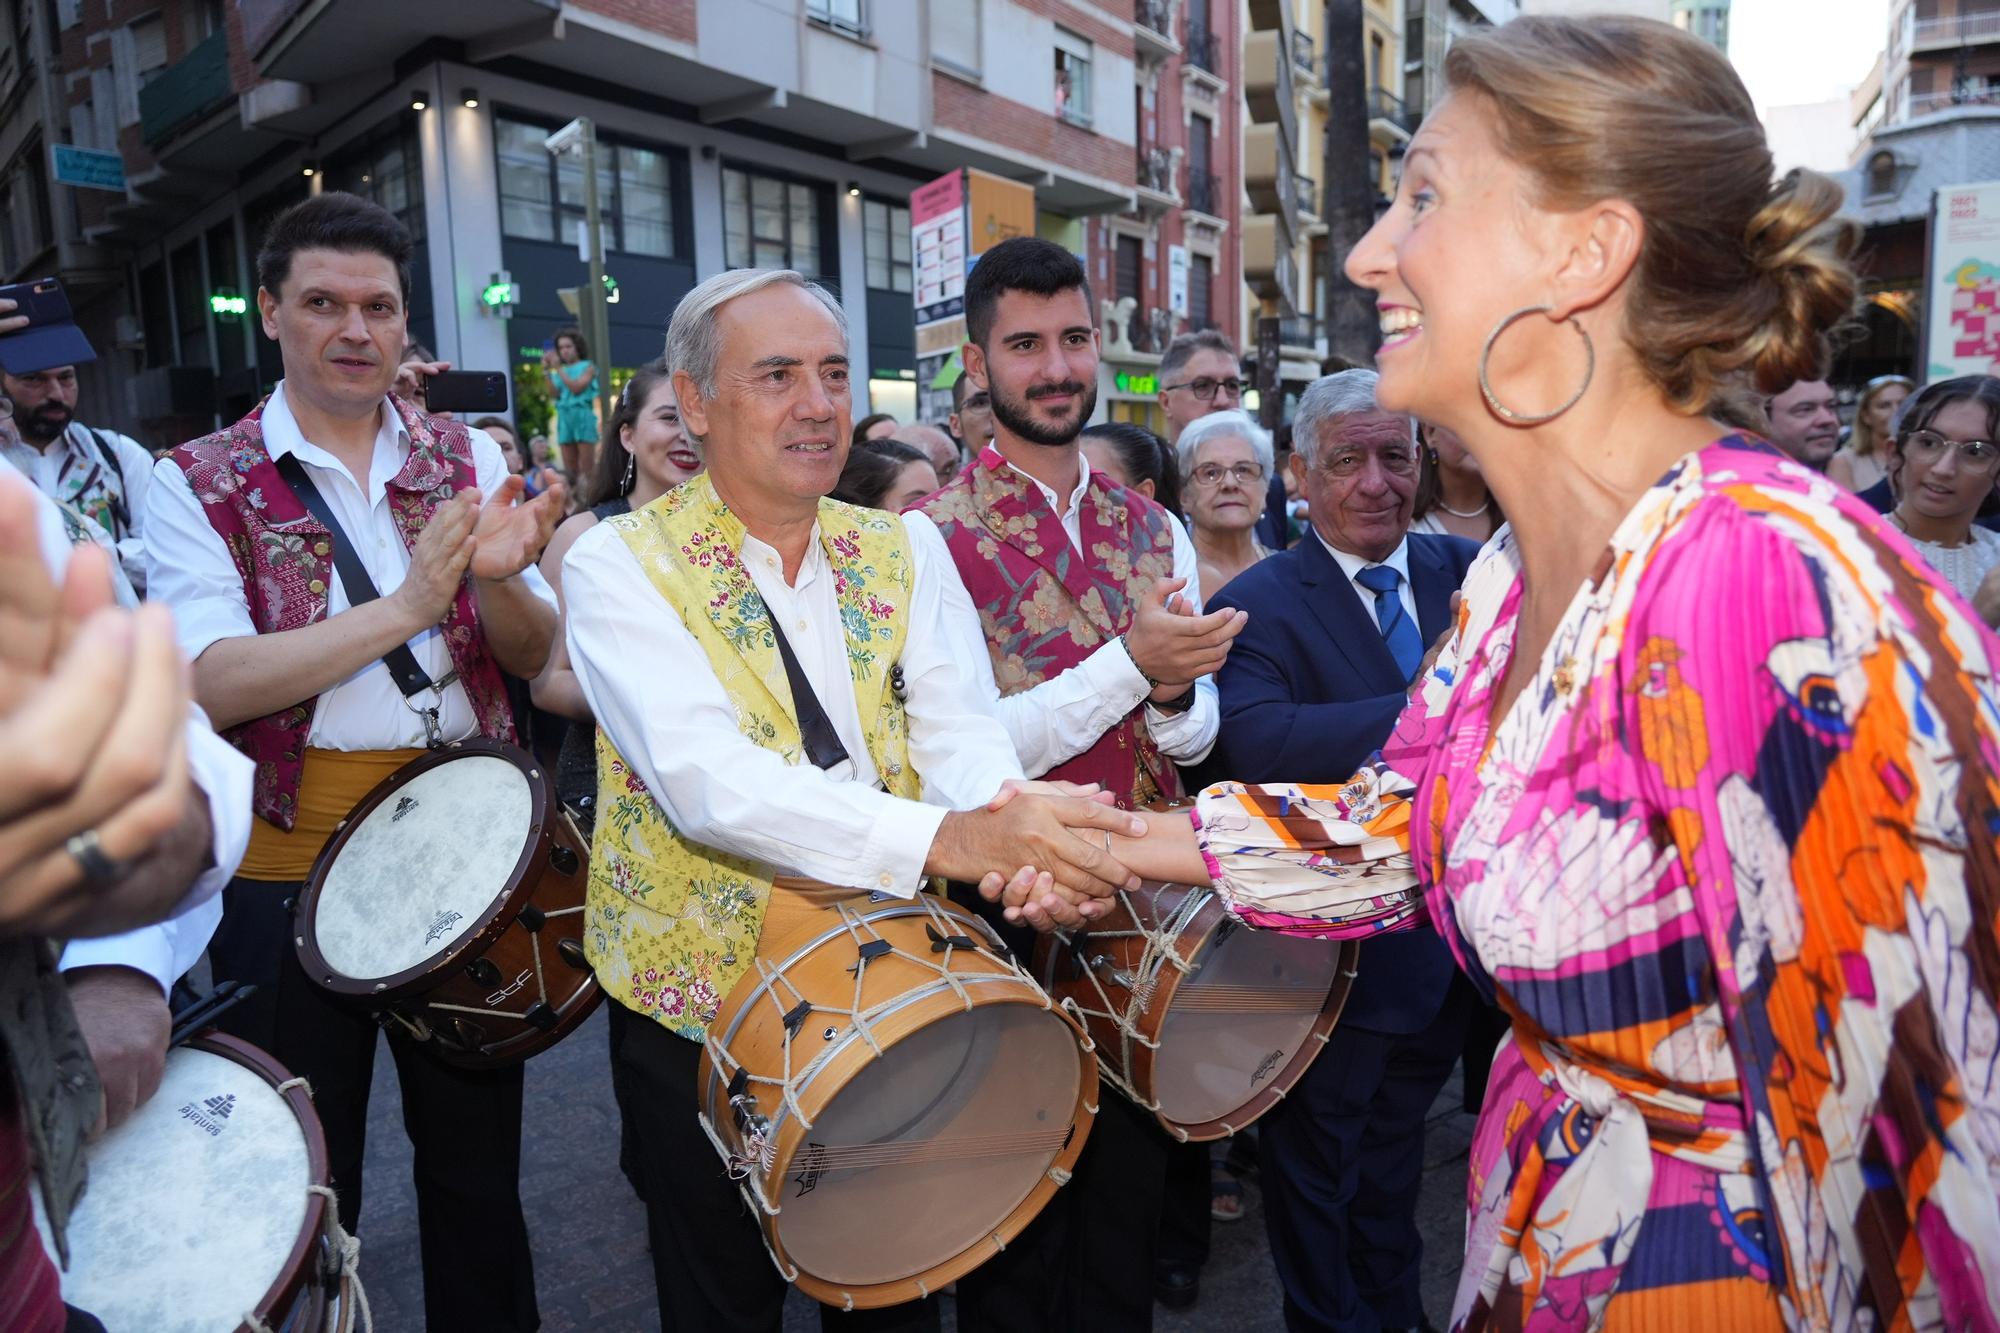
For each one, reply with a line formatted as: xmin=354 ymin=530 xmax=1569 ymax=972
xmin=1478 ymin=305 xmax=1595 ymax=426
xmin=622 ymin=449 xmax=636 ymax=493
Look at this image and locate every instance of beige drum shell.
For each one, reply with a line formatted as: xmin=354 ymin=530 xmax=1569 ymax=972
xmin=1035 ymin=882 xmax=1356 ymax=1141
xmin=698 ymin=891 xmax=1098 ymax=1311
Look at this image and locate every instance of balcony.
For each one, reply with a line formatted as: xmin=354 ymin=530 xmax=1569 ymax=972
xmin=1368 ymin=86 xmax=1417 ymax=144
xmin=1244 ymin=29 xmax=1299 ymax=147
xmin=1134 ymin=0 xmax=1181 ymax=62
xmin=1245 ymin=121 xmax=1296 ymax=218
xmin=1294 ymin=171 xmax=1318 ymax=220
xmin=1135 ymin=146 xmax=1181 ymax=215
xmin=1279 ymin=314 xmax=1319 ymax=351
xmin=1247 ymin=0 xmax=1284 ymax=30
xmin=1186 ymin=168 xmax=1224 ymax=222
xmin=1293 ymin=30 xmax=1318 ymax=84
xmin=1186 ymin=19 xmax=1221 ymax=75
xmin=1909 ymin=85 xmax=2000 ymax=117
xmin=1913 ymin=9 xmax=2000 ymax=51
xmin=139 ymin=27 xmax=232 ymax=147
xmin=1243 ymin=214 xmax=1300 ymax=311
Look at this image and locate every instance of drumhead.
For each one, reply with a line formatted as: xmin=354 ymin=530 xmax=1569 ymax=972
xmin=34 ymin=1046 xmax=313 ymax=1332
xmin=313 ymin=751 xmax=533 ymax=980
xmin=1151 ymin=922 xmax=1343 ymax=1126
xmin=776 ymin=1001 xmax=1081 ymax=1287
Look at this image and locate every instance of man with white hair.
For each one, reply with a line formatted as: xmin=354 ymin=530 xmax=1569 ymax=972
xmin=1205 ymin=369 xmax=1479 ymax=1333
xmin=558 ymin=266 xmax=1148 ymax=1332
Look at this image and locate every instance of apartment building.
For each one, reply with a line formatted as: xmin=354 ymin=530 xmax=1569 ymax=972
xmin=3 ymin=0 xmax=1184 ymax=444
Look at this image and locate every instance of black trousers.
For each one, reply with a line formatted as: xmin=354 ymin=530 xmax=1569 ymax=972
xmin=207 ymin=877 xmax=540 ymax=1332
xmin=604 ymin=1000 xmax=940 ymax=1333
xmin=1157 ymin=1136 xmax=1212 ymax=1268
xmin=1257 ymin=998 xmax=1470 ymax=1333
xmin=945 ymin=883 xmax=1165 ymax=1333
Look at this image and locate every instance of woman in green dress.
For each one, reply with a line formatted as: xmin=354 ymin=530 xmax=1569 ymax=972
xmin=544 ymin=325 xmax=600 ymax=480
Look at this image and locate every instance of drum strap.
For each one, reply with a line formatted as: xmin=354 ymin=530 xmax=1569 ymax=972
xmin=767 ymin=613 xmax=853 ymax=775
xmin=273 ymin=455 xmax=453 ymax=745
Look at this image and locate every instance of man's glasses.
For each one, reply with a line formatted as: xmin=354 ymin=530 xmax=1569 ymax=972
xmin=1903 ymin=429 xmax=2000 ymax=472
xmin=1163 ymin=376 xmax=1245 ymax=402
xmin=1189 ymin=462 xmax=1267 ymax=487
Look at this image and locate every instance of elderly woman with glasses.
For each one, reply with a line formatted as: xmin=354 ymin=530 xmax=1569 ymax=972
xmin=1175 ymin=409 xmax=1274 ymax=598
xmin=1884 ymin=375 xmax=2000 ymax=618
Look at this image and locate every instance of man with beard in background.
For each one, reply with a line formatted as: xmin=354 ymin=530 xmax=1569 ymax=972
xmin=910 ymin=236 xmax=1245 ymax=1332
xmin=2 ymin=363 xmax=155 ymax=593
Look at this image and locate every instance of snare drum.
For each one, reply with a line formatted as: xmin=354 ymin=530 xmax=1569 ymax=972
xmin=294 ymin=738 xmax=600 ymax=1067
xmin=1036 ymin=882 xmax=1356 ymax=1140
xmin=698 ymin=890 xmax=1097 ymax=1311
xmin=34 ymin=1034 xmax=357 ymax=1333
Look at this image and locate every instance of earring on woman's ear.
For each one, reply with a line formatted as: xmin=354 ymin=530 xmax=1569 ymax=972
xmin=1479 ymin=305 xmax=1595 ymax=425
xmin=623 ymin=449 xmax=636 ymax=492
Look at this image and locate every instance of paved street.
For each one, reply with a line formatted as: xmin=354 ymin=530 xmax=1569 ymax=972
xmin=353 ymin=1006 xmax=1477 ymax=1330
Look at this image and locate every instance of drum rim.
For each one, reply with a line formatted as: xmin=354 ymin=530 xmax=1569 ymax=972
xmin=293 ymin=738 xmax=553 ymax=1000
xmin=177 ymin=1032 xmax=334 ymax=1331
xmin=1036 ymin=884 xmax=1360 ymax=1140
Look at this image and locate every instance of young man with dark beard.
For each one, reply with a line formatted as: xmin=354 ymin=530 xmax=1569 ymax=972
xmin=906 ymin=236 xmax=1247 ymax=1331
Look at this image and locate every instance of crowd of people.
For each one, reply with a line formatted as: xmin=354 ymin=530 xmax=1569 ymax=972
xmin=2 ymin=12 xmax=1998 ymax=1333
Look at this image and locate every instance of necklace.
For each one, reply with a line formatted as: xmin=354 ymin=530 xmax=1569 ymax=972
xmin=1438 ymin=498 xmax=1490 ymax=519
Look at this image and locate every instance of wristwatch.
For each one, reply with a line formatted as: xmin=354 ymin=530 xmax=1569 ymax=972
xmin=1150 ymin=682 xmax=1197 ymax=714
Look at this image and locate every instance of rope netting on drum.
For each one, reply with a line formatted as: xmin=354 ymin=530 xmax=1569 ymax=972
xmin=243 ymin=1084 xmax=373 ymax=1333
xmin=421 ymin=904 xmax=587 ymax=1027
xmin=699 ymin=894 xmax=1071 ymax=1213
xmin=1050 ymin=887 xmax=1207 ymax=1112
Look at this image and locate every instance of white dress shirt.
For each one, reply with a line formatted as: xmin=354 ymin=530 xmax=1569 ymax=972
xmin=3 ymin=470 xmax=254 ymax=997
xmin=144 ymin=383 xmax=557 ymax=751
xmin=1317 ymin=530 xmax=1417 ymax=632
xmin=563 ymin=513 xmax=1025 ymax=898
xmin=902 ymin=451 xmax=1219 ymax=776
xmin=1 ymin=420 xmax=155 ymax=592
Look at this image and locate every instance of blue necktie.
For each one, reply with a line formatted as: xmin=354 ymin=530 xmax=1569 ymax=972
xmin=1355 ymin=564 xmax=1423 ymax=682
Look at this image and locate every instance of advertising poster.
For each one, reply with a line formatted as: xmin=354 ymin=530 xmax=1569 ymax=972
xmin=1925 ymin=182 xmax=2000 ymax=379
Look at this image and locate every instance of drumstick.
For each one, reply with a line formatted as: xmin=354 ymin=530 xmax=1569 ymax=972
xmin=168 ymin=980 xmax=259 ymax=1048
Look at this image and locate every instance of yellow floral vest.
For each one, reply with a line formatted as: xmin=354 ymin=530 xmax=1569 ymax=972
xmin=585 ymin=475 xmax=923 ymax=1040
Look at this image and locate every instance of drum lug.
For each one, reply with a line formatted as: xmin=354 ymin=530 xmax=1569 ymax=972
xmin=524 ymin=1002 xmax=558 ymax=1033
xmin=518 ymin=904 xmax=546 ymax=932
xmin=466 ymin=958 xmax=501 ymax=988
xmin=556 ymin=937 xmax=589 ymax=970
xmin=549 ymin=844 xmax=580 ymax=877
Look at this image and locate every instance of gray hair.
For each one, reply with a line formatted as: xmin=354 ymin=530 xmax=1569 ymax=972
xmin=1160 ymin=328 xmax=1237 ymax=385
xmin=891 ymin=421 xmax=958 ymax=465
xmin=1291 ymin=369 xmax=1391 ymax=465
xmin=1175 ymin=409 xmax=1274 ymax=479
xmin=664 ymin=268 xmax=848 ymax=401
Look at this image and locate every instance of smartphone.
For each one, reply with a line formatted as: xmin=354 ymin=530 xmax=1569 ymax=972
xmin=424 ymin=370 xmax=510 ymax=415
xmin=0 ymin=276 xmax=98 ymax=375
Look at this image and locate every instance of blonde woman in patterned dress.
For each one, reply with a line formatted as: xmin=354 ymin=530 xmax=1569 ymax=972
xmin=985 ymin=15 xmax=2000 ymax=1332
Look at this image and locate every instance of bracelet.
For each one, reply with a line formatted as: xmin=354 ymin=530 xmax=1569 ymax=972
xmin=1120 ymin=632 xmax=1164 ymax=691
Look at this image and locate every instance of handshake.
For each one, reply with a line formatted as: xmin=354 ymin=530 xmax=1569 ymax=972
xmin=923 ymin=780 xmax=1152 ymax=933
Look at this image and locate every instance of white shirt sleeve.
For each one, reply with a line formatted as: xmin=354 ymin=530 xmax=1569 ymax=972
xmin=56 ymin=691 xmax=256 ymax=996
xmin=1143 ymin=513 xmax=1220 ymax=765
xmin=562 ymin=521 xmax=1017 ymax=897
xmin=902 ymin=509 xmax=1155 ymax=778
xmin=143 ymin=454 xmax=258 ymax=662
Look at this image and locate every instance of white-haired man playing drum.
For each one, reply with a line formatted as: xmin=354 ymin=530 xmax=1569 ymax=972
xmin=560 ymin=267 xmax=1145 ymax=1332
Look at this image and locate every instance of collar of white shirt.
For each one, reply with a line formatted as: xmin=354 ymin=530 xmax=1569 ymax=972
xmin=995 ymin=446 xmax=1093 ymax=518
xmin=1315 ymin=528 xmax=1411 ymax=590
xmin=262 ymin=381 xmax=408 ymax=501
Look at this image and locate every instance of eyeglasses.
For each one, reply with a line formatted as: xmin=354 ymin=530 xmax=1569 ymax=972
xmin=1189 ymin=461 xmax=1267 ymax=487
xmin=1902 ymin=429 xmax=2000 ymax=471
xmin=1317 ymin=448 xmax=1418 ymax=479
xmin=1163 ymin=376 xmax=1245 ymax=402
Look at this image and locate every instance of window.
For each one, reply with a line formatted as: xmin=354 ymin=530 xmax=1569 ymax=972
xmin=724 ymin=166 xmax=828 ymax=279
xmin=807 ymin=0 xmax=867 ymax=38
xmin=1189 ymin=253 xmax=1213 ymax=330
xmin=931 ymin=0 xmax=979 ymax=74
xmin=113 ymin=12 xmax=168 ymax=126
xmin=1867 ymin=150 xmax=1899 ymax=198
xmin=495 ymin=115 xmax=683 ymax=257
xmin=1115 ymin=233 xmax=1143 ymax=347
xmin=863 ymin=199 xmax=911 ymax=292
xmin=1055 ymin=29 xmax=1093 ymax=127
xmin=1187 ymin=112 xmax=1214 ymax=214
xmin=171 ymin=241 xmax=211 ymax=369
xmin=329 ymin=122 xmax=426 ymax=243
xmin=1369 ymin=34 xmax=1385 ymax=90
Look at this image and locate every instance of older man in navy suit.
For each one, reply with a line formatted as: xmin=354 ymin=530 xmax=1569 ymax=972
xmin=1207 ymin=370 xmax=1479 ymax=1333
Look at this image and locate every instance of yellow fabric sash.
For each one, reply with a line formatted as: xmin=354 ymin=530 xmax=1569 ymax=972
xmin=239 ymin=747 xmax=425 ymax=882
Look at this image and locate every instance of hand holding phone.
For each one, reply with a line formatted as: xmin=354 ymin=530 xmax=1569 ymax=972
xmin=0 ymin=278 xmax=97 ymax=376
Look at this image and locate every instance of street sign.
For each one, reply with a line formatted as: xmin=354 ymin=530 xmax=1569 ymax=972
xmin=51 ymin=144 xmax=126 ymax=193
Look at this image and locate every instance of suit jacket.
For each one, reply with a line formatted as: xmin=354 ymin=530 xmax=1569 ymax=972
xmin=1208 ymin=529 xmax=1479 ymax=1034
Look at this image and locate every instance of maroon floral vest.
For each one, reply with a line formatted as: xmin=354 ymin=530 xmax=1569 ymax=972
xmin=920 ymin=445 xmax=1182 ymax=809
xmin=170 ymin=394 xmax=516 ymax=829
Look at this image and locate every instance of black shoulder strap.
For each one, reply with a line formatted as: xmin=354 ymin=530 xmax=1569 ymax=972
xmin=767 ymin=614 xmax=851 ymax=773
xmin=271 ymin=453 xmax=440 ymax=700
xmin=83 ymin=428 xmax=131 ymax=534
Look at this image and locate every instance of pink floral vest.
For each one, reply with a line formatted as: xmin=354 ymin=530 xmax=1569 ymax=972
xmin=170 ymin=395 xmax=516 ymax=830
xmin=919 ymin=446 xmax=1182 ymax=809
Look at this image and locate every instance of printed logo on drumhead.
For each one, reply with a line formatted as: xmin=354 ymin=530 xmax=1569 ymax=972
xmin=424 ymin=910 xmax=463 ymax=946
xmin=179 ymin=1093 xmax=236 ymax=1137
xmin=1251 ymin=1049 xmax=1285 ymax=1085
xmin=793 ymin=1142 xmax=828 ymax=1197
xmin=392 ymin=795 xmax=420 ymax=823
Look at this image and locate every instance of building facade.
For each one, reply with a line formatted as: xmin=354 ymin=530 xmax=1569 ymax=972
xmin=4 ymin=0 xmax=1212 ymax=447
xmin=1885 ymin=0 xmax=2000 ymax=123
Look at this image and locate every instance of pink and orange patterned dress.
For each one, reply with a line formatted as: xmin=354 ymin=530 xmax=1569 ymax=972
xmin=1193 ymin=438 xmax=2000 ymax=1330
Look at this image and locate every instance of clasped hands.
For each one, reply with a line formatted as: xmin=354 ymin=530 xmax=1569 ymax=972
xmin=928 ymin=780 xmax=1148 ymax=934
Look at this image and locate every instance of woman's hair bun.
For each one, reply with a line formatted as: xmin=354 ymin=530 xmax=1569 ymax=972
xmin=1739 ymin=169 xmax=1862 ymax=394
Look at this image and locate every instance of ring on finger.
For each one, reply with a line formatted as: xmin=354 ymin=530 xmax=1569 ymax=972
xmin=65 ymin=828 xmax=131 ymax=885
